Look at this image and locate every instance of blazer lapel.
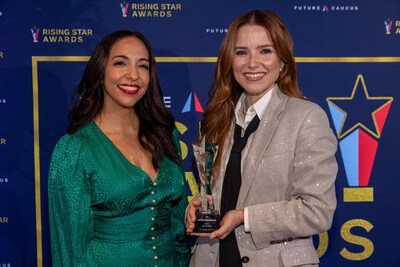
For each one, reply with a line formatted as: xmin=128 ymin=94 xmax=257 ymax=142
xmin=236 ymin=87 xmax=288 ymax=209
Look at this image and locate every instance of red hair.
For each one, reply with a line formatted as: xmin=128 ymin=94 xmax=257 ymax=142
xmin=201 ymin=10 xmax=305 ymax=184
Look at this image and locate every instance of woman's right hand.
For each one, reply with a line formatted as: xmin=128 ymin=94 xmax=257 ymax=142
xmin=186 ymin=195 xmax=216 ymax=237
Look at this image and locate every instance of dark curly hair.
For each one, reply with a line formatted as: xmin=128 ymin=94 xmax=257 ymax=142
xmin=67 ymin=30 xmax=180 ymax=168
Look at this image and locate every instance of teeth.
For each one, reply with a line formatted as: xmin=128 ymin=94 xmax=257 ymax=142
xmin=245 ymin=73 xmax=265 ymax=78
xmin=119 ymin=85 xmax=139 ymax=91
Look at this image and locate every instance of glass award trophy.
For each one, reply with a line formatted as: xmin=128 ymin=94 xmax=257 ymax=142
xmin=192 ymin=137 xmax=220 ymax=233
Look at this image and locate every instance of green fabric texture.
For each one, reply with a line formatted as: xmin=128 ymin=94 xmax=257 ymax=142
xmin=48 ymin=121 xmax=190 ymax=267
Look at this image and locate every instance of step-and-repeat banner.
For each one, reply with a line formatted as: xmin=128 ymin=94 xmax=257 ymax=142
xmin=1 ymin=0 xmax=400 ymax=266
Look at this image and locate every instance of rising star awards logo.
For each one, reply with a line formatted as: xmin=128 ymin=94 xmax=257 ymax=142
xmin=326 ymin=74 xmax=393 ymax=202
xmin=120 ymin=1 xmax=129 ymax=17
xmin=31 ymin=26 xmax=39 ymax=42
xmin=384 ymin=18 xmax=393 ymax=34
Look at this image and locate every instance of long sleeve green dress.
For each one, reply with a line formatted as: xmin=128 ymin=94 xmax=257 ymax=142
xmin=48 ymin=121 xmax=190 ymax=267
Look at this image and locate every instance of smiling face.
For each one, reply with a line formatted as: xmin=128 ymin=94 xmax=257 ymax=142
xmin=103 ymin=36 xmax=150 ymax=111
xmin=232 ymin=24 xmax=283 ymax=106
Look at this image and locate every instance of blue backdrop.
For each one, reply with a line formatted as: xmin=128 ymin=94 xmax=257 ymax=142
xmin=1 ymin=0 xmax=400 ymax=266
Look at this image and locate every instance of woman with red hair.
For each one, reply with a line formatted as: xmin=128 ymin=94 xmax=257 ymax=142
xmin=187 ymin=10 xmax=337 ymax=267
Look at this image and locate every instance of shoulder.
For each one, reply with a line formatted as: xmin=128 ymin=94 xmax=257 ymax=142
xmin=284 ymin=97 xmax=329 ymax=122
xmin=270 ymin=89 xmax=327 ymax=121
xmin=286 ymin=97 xmax=323 ymax=112
xmin=49 ymin=124 xmax=94 ymax=172
xmin=48 ymin=128 xmax=91 ymax=188
xmin=284 ymin=98 xmax=336 ymax=150
xmin=52 ymin=125 xmax=91 ymax=155
xmin=52 ymin=133 xmax=81 ymax=159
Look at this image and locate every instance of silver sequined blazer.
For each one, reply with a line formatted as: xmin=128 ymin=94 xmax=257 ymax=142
xmin=190 ymin=86 xmax=338 ymax=267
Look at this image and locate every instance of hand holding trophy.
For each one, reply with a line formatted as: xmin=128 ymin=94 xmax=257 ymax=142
xmin=192 ymin=137 xmax=220 ymax=233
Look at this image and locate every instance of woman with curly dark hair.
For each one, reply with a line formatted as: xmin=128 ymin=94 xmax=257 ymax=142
xmin=48 ymin=30 xmax=190 ymax=266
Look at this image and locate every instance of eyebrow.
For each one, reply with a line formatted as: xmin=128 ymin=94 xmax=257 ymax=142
xmin=234 ymin=44 xmax=274 ymax=49
xmin=111 ymin=55 xmax=149 ymax=62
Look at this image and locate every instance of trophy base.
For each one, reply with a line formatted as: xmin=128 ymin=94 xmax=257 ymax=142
xmin=193 ymin=210 xmax=220 ymax=233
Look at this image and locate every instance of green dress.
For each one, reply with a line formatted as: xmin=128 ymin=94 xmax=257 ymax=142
xmin=48 ymin=121 xmax=190 ymax=267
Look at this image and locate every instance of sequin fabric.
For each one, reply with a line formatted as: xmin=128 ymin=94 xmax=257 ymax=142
xmin=48 ymin=121 xmax=190 ymax=267
xmin=190 ymin=88 xmax=337 ymax=267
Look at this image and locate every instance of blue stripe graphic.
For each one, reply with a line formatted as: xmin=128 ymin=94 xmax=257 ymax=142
xmin=339 ymin=130 xmax=359 ymax=186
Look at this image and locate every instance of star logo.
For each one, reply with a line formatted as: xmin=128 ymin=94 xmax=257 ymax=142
xmin=384 ymin=18 xmax=393 ymax=34
xmin=120 ymin=1 xmax=129 ymax=17
xmin=326 ymin=74 xmax=393 ymax=198
xmin=31 ymin=26 xmax=40 ymax=42
xmin=327 ymin=74 xmax=392 ymax=139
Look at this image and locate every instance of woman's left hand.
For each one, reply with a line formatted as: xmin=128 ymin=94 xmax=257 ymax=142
xmin=209 ymin=210 xmax=244 ymax=240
